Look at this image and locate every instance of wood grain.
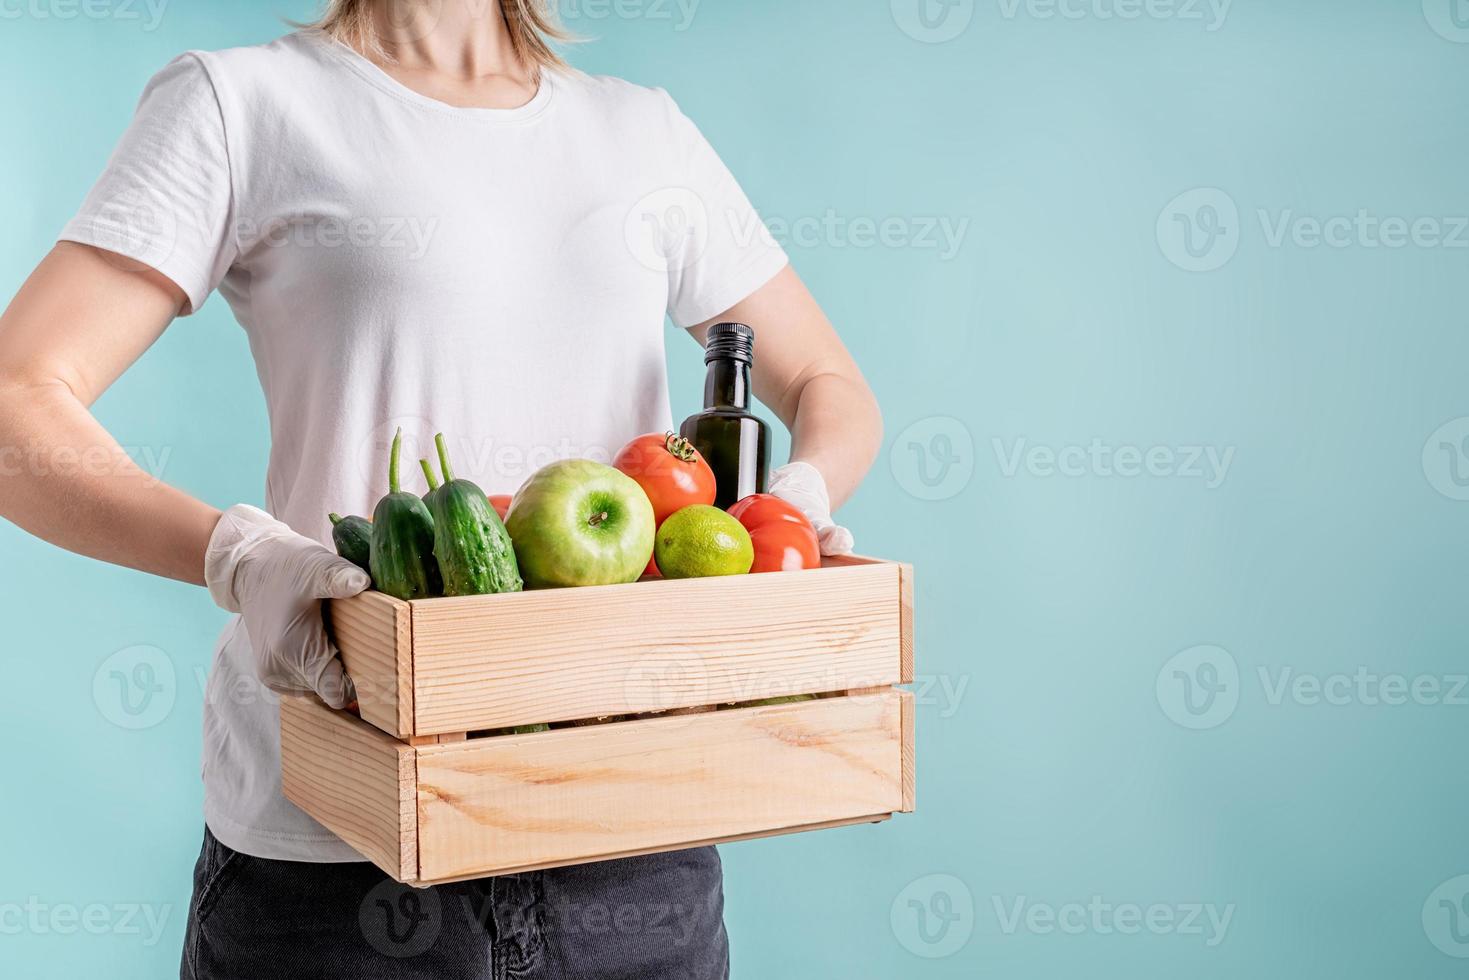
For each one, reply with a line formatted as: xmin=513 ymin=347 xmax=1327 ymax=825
xmin=899 ymin=689 xmax=916 ymax=813
xmin=412 ymin=813 xmax=892 ymax=885
xmin=407 ymin=560 xmax=905 ymax=735
xmin=899 ymin=562 xmax=915 ymax=684
xmin=280 ymin=696 xmax=417 ymax=881
xmin=412 ymin=690 xmax=905 ymax=882
xmin=331 ymin=591 xmax=413 ymax=738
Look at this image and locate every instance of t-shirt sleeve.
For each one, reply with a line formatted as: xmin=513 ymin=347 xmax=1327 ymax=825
xmin=59 ymin=53 xmax=236 ymax=315
xmin=654 ymin=91 xmax=789 ymax=329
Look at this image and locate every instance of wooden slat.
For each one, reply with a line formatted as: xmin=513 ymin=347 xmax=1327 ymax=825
xmin=412 ymin=690 xmax=904 ymax=882
xmin=899 ymin=689 xmax=916 ymax=813
xmin=331 ymin=591 xmax=413 ymax=738
xmin=898 ymin=562 xmax=915 ymax=684
xmin=280 ymin=696 xmax=417 ymax=882
xmin=408 ymin=561 xmax=904 ymax=735
xmin=413 ymin=813 xmax=892 ymax=885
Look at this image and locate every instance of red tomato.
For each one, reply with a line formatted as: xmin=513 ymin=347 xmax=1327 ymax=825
xmin=488 ymin=495 xmax=512 ymax=521
xmin=727 ymin=493 xmax=821 ymax=573
xmin=612 ymin=432 xmax=717 ymax=526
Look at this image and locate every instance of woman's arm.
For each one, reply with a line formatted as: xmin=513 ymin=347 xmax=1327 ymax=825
xmin=691 ymin=265 xmax=882 ymax=509
xmin=0 ymin=242 xmax=221 ymax=585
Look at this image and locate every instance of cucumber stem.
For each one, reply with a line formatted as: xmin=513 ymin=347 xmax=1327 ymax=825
xmin=419 ymin=458 xmax=441 ymax=491
xmin=389 ymin=427 xmax=402 ymax=494
xmin=329 ymin=513 xmax=343 ymax=526
xmin=435 ymin=433 xmax=455 ymax=483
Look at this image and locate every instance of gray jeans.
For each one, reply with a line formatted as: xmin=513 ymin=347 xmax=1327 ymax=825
xmin=180 ymin=829 xmax=729 ymax=979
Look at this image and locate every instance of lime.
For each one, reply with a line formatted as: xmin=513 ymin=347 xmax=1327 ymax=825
xmin=655 ymin=505 xmax=754 ymax=578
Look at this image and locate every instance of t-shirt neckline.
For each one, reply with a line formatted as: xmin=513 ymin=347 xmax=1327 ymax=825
xmin=308 ymin=32 xmax=556 ymax=123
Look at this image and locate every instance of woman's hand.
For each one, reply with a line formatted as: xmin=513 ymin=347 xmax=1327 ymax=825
xmin=205 ymin=505 xmax=369 ymax=709
xmin=769 ymin=461 xmax=855 ymax=556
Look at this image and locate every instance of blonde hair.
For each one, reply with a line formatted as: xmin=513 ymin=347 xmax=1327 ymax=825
xmin=306 ymin=0 xmax=572 ymax=72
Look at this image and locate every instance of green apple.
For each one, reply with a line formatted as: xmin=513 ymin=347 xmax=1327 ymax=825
xmin=505 ymin=459 xmax=655 ymax=588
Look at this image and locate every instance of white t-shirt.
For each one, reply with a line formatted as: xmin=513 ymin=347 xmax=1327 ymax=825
xmin=62 ymin=32 xmax=787 ymax=862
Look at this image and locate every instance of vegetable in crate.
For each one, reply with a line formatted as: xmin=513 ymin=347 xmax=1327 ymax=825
xmin=613 ymin=431 xmax=717 ymax=577
xmin=420 ymin=458 xmax=441 ymax=502
xmin=369 ymin=428 xmax=443 ymax=601
xmin=423 ymin=433 xmax=523 ymax=596
xmin=328 ymin=513 xmax=373 ymax=574
xmin=727 ymin=493 xmax=821 ymax=573
xmin=654 ymin=504 xmax=754 ymax=579
xmin=505 ymin=459 xmax=655 ymax=588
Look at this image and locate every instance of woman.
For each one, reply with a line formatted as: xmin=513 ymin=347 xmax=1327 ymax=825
xmin=0 ymin=1 xmax=881 ymax=976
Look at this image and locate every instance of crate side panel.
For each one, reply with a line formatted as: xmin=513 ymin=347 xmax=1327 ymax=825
xmin=280 ymin=695 xmax=417 ymax=882
xmin=410 ymin=562 xmax=903 ymax=734
xmin=414 ymin=690 xmax=904 ymax=882
xmin=332 ymin=592 xmax=413 ymax=738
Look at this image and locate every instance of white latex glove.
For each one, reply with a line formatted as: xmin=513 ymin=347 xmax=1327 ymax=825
xmin=204 ymin=504 xmax=370 ymax=709
xmin=768 ymin=461 xmax=855 ymax=556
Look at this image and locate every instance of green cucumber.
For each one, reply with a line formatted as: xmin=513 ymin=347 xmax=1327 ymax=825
xmin=369 ymin=429 xmax=442 ymax=601
xmin=424 ymin=433 xmax=522 ymax=597
xmin=328 ymin=513 xmax=373 ymax=575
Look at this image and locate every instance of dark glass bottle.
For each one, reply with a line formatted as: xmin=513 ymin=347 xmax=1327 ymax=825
xmin=680 ymin=322 xmax=770 ymax=509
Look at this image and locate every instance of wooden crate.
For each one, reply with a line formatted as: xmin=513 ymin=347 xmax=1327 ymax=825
xmin=329 ymin=555 xmax=913 ymax=739
xmin=282 ymin=556 xmax=914 ymax=885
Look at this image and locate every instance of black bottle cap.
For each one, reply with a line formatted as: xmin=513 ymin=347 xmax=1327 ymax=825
xmin=704 ymin=322 xmax=755 ymax=365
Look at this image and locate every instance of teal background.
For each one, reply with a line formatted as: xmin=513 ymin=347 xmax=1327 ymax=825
xmin=2 ymin=1 xmax=1466 ymax=976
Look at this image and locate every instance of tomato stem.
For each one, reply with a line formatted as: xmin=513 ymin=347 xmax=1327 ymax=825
xmin=663 ymin=431 xmax=697 ymax=462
